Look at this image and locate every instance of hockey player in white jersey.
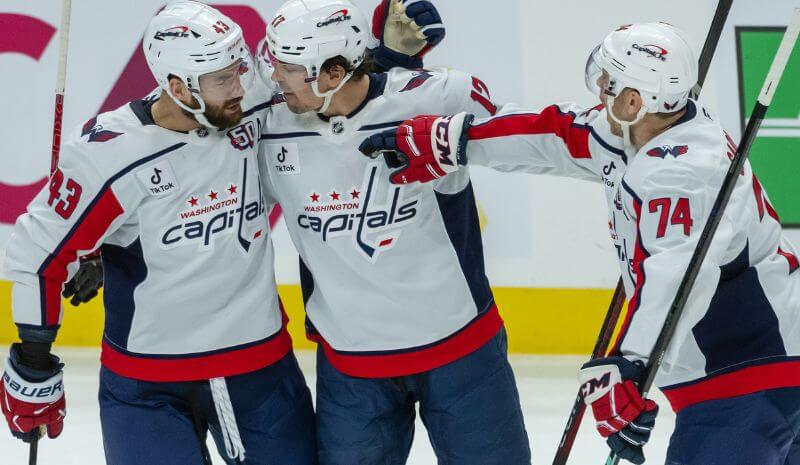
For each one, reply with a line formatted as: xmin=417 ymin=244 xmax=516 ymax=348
xmin=361 ymin=22 xmax=800 ymax=465
xmin=257 ymin=1 xmax=531 ymax=464
xmin=0 ymin=3 xmax=318 ymax=464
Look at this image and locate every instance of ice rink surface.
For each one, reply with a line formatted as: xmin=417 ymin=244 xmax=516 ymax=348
xmin=1 ymin=348 xmax=676 ymax=465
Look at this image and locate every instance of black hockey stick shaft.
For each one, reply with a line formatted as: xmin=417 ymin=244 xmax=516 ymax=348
xmin=605 ymin=8 xmax=800 ymax=465
xmin=29 ymin=434 xmax=38 ymax=465
xmin=691 ymin=0 xmax=733 ymax=99
xmin=552 ymin=2 xmax=733 ymax=464
xmin=552 ymin=280 xmax=625 ymax=465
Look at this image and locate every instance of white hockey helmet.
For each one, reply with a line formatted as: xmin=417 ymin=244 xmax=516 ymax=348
xmin=585 ymin=22 xmax=698 ymax=155
xmin=586 ymin=22 xmax=698 ymax=113
xmin=143 ymin=1 xmax=253 ymax=128
xmin=264 ymin=0 xmax=369 ymax=112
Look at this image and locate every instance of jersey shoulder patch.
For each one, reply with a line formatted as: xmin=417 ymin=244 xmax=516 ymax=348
xmin=80 ymin=116 xmax=124 ymax=143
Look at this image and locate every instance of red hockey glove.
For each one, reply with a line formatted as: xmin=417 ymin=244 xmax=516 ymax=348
xmin=1 ymin=343 xmax=66 ymax=442
xmin=579 ymin=356 xmax=658 ymax=464
xmin=359 ymin=113 xmax=473 ymax=184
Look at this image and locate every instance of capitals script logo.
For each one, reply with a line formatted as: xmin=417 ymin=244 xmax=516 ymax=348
xmin=154 ymin=26 xmax=192 ymax=40
xmin=160 ymin=158 xmax=265 ymax=252
xmin=646 ymin=145 xmax=689 ymax=158
xmin=297 ymin=164 xmax=419 ymax=262
xmin=81 ymin=116 xmax=124 ymax=142
xmin=227 ymin=121 xmax=257 ymax=150
xmin=631 ymin=43 xmax=668 ymax=61
xmin=317 ymin=9 xmax=351 ymax=27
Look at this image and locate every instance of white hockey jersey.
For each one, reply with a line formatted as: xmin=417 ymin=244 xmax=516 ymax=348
xmin=3 ymin=85 xmax=291 ymax=382
xmin=260 ymin=68 xmax=502 ymax=377
xmin=465 ymin=100 xmax=800 ymax=412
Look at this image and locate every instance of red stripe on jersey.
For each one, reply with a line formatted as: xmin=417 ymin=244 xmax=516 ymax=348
xmin=610 ymin=198 xmax=646 ymax=355
xmin=662 ymin=359 xmax=800 ymax=412
xmin=778 ymin=247 xmax=800 ymax=274
xmin=41 ymin=189 xmax=125 ymax=325
xmin=309 ymin=305 xmax=503 ymax=378
xmin=468 ymin=105 xmax=591 ymax=159
xmin=101 ymin=325 xmax=293 ymax=382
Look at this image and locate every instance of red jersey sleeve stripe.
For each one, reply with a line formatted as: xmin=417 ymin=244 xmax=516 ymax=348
xmin=38 ymin=189 xmax=125 ymax=326
xmin=467 ymin=105 xmax=592 ymax=159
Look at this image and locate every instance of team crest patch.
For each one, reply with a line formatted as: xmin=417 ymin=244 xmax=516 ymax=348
xmin=646 ymin=145 xmax=688 ymax=158
xmin=400 ymin=71 xmax=433 ymax=92
xmin=81 ymin=117 xmax=123 ymax=143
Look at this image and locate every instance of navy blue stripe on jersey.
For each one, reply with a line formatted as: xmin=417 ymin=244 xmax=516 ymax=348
xmin=242 ymin=100 xmax=274 ymax=117
xmin=35 ymin=143 xmax=186 ymax=326
xmin=671 ymin=100 xmax=698 ymax=128
xmin=130 ymin=100 xmax=157 ymax=126
xmin=434 ymin=182 xmax=494 ymax=314
xmin=260 ymin=131 xmax=322 ymax=140
xmin=102 ymin=330 xmax=286 ymax=359
xmin=358 ymin=121 xmax=404 ymax=131
xmin=299 ymin=257 xmax=315 ymax=305
xmin=693 ymin=243 xmax=787 ymax=373
xmin=589 ymin=127 xmax=626 ymax=162
xmin=611 ymin=180 xmax=649 ymax=353
xmin=101 ymin=238 xmax=148 ymax=349
xmin=38 ymin=143 xmax=187 ymax=276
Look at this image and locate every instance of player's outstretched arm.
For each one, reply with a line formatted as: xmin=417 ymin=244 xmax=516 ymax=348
xmin=359 ymin=103 xmax=606 ymax=184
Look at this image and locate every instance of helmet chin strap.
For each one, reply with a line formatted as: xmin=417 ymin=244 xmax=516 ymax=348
xmin=165 ymin=87 xmax=220 ymax=130
xmin=312 ymin=72 xmax=354 ymax=114
xmin=605 ymin=95 xmax=647 ymax=158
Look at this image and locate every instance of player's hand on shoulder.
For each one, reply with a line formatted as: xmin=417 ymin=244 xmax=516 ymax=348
xmin=1 ymin=343 xmax=66 ymax=442
xmin=62 ymin=252 xmax=103 ymax=306
xmin=578 ymin=356 xmax=658 ymax=465
xmin=370 ymin=0 xmax=445 ymax=70
xmin=359 ymin=112 xmax=473 ymax=184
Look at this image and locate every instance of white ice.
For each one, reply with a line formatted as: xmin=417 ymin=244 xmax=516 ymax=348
xmin=0 ymin=347 xmax=675 ymax=465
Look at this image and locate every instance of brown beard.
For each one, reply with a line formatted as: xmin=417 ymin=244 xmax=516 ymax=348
xmin=181 ymin=97 xmax=244 ymax=129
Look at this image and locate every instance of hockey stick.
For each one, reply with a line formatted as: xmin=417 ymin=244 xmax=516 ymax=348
xmin=605 ymin=7 xmax=800 ymax=465
xmin=50 ymin=0 xmax=72 ymax=176
xmin=551 ymin=279 xmax=625 ymax=465
xmin=31 ymin=1 xmax=71 ymax=463
xmin=551 ymin=2 xmax=733 ymax=464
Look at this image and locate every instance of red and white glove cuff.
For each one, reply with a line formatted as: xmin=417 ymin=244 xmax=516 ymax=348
xmin=3 ymin=359 xmax=64 ymax=404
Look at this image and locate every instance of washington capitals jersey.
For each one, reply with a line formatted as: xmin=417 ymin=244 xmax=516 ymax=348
xmin=464 ymin=100 xmax=800 ymax=412
xmin=259 ymin=68 xmax=501 ymax=377
xmin=3 ymin=85 xmax=290 ymax=382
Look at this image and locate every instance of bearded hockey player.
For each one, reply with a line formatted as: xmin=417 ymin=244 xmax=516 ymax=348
xmin=0 ymin=3 xmax=316 ymax=464
xmin=257 ymin=0 xmax=531 ymax=464
xmin=361 ymin=22 xmax=800 ymax=465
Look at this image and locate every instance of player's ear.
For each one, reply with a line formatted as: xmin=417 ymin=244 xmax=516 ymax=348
xmin=319 ymin=63 xmax=346 ymax=92
xmin=167 ymin=75 xmax=194 ymax=106
xmin=620 ymin=88 xmax=643 ymax=120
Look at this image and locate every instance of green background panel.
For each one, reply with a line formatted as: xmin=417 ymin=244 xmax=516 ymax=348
xmin=738 ymin=28 xmax=800 ymax=225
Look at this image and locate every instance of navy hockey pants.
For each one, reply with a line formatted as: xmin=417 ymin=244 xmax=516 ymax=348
xmin=99 ymin=351 xmax=316 ymax=465
xmin=666 ymin=387 xmax=800 ymax=465
xmin=315 ymin=328 xmax=532 ymax=465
